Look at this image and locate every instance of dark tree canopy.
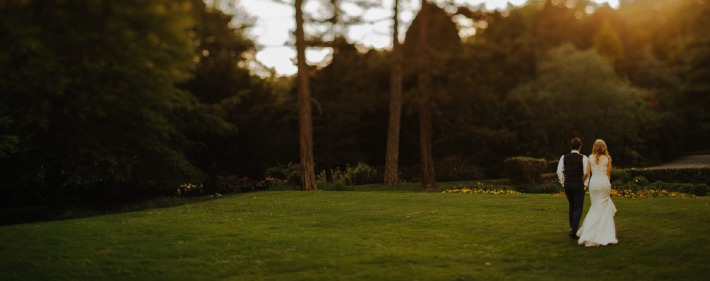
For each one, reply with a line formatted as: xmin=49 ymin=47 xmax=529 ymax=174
xmin=1 ymin=0 xmax=708 ymax=207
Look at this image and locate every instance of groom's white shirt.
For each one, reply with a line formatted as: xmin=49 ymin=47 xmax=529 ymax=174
xmin=556 ymin=150 xmax=589 ymax=186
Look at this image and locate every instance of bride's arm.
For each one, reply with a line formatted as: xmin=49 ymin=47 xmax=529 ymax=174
xmin=583 ymin=159 xmax=591 ymax=190
xmin=607 ymin=156 xmax=612 ymax=179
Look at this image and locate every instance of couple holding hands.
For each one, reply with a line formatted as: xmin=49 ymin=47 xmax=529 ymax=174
xmin=556 ymin=137 xmax=618 ymax=247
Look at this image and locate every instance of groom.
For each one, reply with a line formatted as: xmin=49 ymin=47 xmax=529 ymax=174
xmin=556 ymin=137 xmax=589 ymax=238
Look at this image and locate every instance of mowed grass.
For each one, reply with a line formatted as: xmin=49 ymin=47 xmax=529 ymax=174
xmin=1 ymin=190 xmax=708 ymax=280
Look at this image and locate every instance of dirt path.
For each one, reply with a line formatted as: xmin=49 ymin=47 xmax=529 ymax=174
xmin=651 ymin=154 xmax=710 ymax=168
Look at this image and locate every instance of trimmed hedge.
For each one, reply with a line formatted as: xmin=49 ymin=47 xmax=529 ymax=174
xmin=610 ymin=168 xmax=629 ymax=183
xmin=624 ymin=168 xmax=710 ymax=185
xmin=608 ymin=167 xmax=710 ymax=196
xmin=546 ymin=160 xmax=560 ymax=173
xmin=504 ymin=157 xmax=547 ymax=185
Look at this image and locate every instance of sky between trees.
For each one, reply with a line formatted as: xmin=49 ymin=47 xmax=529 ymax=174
xmin=226 ymin=0 xmax=620 ymax=76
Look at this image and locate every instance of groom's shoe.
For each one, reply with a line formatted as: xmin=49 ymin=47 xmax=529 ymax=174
xmin=569 ymin=230 xmax=577 ymax=239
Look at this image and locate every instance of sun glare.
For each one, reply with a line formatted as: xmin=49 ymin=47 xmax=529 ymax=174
xmin=240 ymin=0 xmax=621 ymax=76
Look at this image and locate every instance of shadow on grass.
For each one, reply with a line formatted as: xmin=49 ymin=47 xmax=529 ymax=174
xmin=1 ymin=180 xmax=512 ymax=226
xmin=0 ymin=196 xmax=216 ymax=226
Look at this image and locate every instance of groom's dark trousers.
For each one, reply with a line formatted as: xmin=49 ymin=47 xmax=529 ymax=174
xmin=563 ymin=152 xmax=585 ymax=235
xmin=564 ymin=182 xmax=584 ymax=235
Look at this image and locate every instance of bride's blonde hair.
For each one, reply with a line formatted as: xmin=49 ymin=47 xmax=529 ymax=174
xmin=592 ymin=139 xmax=611 ymax=164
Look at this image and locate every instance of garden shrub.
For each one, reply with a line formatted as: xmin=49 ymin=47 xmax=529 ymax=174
xmin=504 ymin=157 xmax=547 ymax=185
xmin=614 ymin=180 xmax=708 ymax=196
xmin=691 ymin=184 xmax=709 ymax=196
xmin=265 ymin=163 xmax=301 ymax=186
xmin=631 ymin=175 xmax=650 ymax=185
xmin=317 ymin=162 xmax=380 ymax=186
xmin=216 ymin=175 xmax=269 ymax=193
xmin=610 ymin=168 xmax=629 ymax=183
xmin=435 ymin=156 xmax=484 ymax=181
xmin=676 ymin=183 xmax=693 ymax=194
xmin=624 ymin=167 xmax=710 ymax=185
xmin=347 ymin=163 xmax=380 ymax=185
xmin=399 ymin=165 xmax=420 ymax=182
xmin=607 ymin=167 xmax=709 ymax=196
xmin=540 ymin=173 xmax=559 ymax=184
xmin=546 ymin=160 xmax=559 ymax=173
xmin=177 ymin=183 xmax=204 ymax=196
xmin=317 ymin=169 xmax=339 ymax=185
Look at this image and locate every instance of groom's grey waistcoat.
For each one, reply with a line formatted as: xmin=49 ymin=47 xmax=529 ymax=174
xmin=563 ymin=153 xmax=584 ymax=184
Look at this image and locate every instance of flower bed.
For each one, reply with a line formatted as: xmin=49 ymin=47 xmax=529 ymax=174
xmin=610 ymin=189 xmax=694 ymax=198
xmin=442 ymin=182 xmax=520 ymax=195
xmin=553 ymin=189 xmax=696 ymax=198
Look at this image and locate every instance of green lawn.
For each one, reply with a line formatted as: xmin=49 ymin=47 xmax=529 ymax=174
xmin=1 ymin=190 xmax=708 ymax=280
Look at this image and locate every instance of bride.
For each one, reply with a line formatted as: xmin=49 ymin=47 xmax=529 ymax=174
xmin=577 ymin=139 xmax=618 ymax=247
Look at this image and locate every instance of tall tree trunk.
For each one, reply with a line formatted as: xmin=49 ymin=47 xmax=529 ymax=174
xmin=417 ymin=0 xmax=437 ymax=189
xmin=418 ymin=84 xmax=436 ymax=189
xmin=295 ymin=0 xmax=317 ymax=190
xmin=384 ymin=0 xmax=402 ymax=186
xmin=325 ymin=116 xmax=333 ymax=183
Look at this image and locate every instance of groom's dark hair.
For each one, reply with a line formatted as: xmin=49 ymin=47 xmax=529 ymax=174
xmin=570 ymin=137 xmax=582 ymax=150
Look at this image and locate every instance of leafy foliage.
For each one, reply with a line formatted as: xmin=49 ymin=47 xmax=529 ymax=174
xmin=0 ymin=0 xmax=205 ymax=205
xmin=265 ymin=163 xmax=302 ymax=186
xmin=434 ymin=155 xmax=485 ymax=182
xmin=317 ymin=162 xmax=380 ymax=186
xmin=509 ymin=44 xmax=657 ymax=165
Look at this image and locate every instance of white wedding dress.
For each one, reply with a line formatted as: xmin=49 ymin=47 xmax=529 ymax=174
xmin=576 ymin=155 xmax=618 ymax=247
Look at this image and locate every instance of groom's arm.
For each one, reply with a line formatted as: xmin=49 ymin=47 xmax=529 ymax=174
xmin=556 ymin=155 xmax=565 ymax=186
